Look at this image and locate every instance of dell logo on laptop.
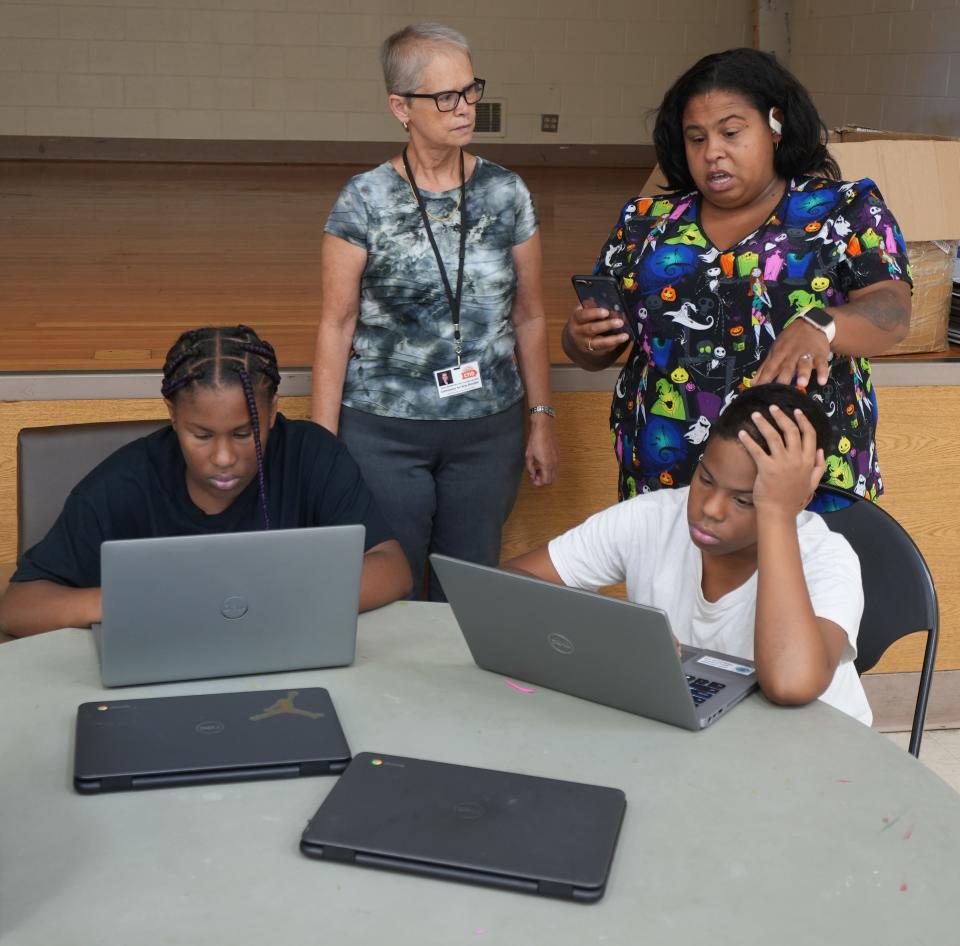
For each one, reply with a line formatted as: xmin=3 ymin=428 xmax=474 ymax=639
xmin=453 ymin=801 xmax=486 ymax=820
xmin=547 ymin=632 xmax=575 ymax=655
xmin=220 ymin=596 xmax=248 ymax=619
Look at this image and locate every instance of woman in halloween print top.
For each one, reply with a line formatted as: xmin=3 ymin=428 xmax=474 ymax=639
xmin=563 ymin=49 xmax=912 ymax=505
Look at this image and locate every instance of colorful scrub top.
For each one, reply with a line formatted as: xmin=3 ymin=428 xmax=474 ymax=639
xmin=596 ymin=176 xmax=912 ymax=501
xmin=325 ymin=156 xmax=538 ymax=420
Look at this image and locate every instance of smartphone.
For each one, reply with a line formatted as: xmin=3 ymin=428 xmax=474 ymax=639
xmin=571 ymin=275 xmax=637 ymax=343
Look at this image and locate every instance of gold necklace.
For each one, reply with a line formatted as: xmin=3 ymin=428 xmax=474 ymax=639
xmin=405 ymin=177 xmax=462 ymax=224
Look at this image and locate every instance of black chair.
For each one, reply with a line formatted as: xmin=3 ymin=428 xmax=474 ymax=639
xmin=17 ymin=420 xmax=168 ymax=563
xmin=818 ymin=487 xmax=938 ymax=757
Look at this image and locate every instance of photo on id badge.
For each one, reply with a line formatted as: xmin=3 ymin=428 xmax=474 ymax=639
xmin=434 ymin=362 xmax=483 ymax=399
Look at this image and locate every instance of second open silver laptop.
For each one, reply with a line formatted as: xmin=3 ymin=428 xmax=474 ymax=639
xmin=431 ymin=554 xmax=757 ymax=731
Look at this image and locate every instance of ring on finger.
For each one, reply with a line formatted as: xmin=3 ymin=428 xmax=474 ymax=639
xmin=799 ymin=352 xmax=812 ymax=360
xmin=586 ymin=339 xmax=594 ymax=353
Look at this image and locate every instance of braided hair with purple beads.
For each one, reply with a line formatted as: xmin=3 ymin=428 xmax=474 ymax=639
xmin=161 ymin=325 xmax=281 ymax=529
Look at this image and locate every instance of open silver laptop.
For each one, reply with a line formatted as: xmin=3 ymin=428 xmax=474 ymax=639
xmin=430 ymin=554 xmax=758 ymax=731
xmin=94 ymin=525 xmax=365 ymax=687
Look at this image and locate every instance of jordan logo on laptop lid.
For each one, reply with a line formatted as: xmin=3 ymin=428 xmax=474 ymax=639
xmin=74 ymin=687 xmax=351 ymax=793
xmin=250 ymin=691 xmax=324 ymax=721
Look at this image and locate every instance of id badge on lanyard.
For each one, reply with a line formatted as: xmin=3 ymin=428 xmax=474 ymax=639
xmin=434 ymin=361 xmax=483 ymax=398
xmin=403 ymin=146 xmax=477 ymax=399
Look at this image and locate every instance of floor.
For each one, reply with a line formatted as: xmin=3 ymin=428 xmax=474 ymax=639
xmin=0 ymin=160 xmax=642 ymax=371
xmin=1 ymin=160 xmax=951 ymax=372
xmin=887 ymin=729 xmax=960 ymax=789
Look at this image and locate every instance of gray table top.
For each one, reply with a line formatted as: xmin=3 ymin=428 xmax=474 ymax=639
xmin=1 ymin=601 xmax=958 ymax=945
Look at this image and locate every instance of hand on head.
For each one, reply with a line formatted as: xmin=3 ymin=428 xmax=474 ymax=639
xmin=736 ymin=405 xmax=826 ymax=516
xmin=754 ymin=320 xmax=832 ymax=388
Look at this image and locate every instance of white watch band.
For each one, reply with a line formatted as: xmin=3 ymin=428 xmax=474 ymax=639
xmin=798 ymin=308 xmax=836 ymax=345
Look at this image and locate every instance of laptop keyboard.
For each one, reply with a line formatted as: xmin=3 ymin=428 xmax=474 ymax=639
xmin=686 ymin=676 xmax=726 ymax=706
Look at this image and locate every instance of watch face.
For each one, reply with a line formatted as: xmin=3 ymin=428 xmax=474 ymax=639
xmin=803 ymin=307 xmax=833 ymax=328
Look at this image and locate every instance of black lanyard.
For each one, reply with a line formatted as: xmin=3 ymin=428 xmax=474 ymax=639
xmin=402 ymin=146 xmax=467 ymax=366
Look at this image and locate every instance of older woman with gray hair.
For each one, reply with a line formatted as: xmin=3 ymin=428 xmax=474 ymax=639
xmin=312 ymin=22 xmax=558 ymax=601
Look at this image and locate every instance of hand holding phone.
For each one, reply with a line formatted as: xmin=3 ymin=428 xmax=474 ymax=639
xmin=571 ymin=275 xmax=638 ymax=344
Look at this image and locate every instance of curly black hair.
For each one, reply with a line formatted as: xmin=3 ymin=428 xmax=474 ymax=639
xmin=711 ymin=383 xmax=831 ymax=455
xmin=652 ymin=48 xmax=840 ymax=193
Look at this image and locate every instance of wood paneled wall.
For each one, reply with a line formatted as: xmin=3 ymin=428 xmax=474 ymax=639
xmin=867 ymin=385 xmax=960 ymax=672
xmin=0 ymin=384 xmax=953 ymax=674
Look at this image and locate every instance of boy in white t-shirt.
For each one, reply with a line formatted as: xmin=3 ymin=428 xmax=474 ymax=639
xmin=504 ymin=383 xmax=871 ymax=724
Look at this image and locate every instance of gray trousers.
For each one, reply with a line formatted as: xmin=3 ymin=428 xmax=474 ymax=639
xmin=339 ymin=402 xmax=525 ymax=601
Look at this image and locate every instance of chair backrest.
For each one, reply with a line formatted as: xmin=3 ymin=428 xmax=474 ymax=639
xmin=17 ymin=420 xmax=168 ymax=562
xmin=819 ymin=497 xmax=938 ymax=675
xmin=820 ymin=492 xmax=938 ymax=757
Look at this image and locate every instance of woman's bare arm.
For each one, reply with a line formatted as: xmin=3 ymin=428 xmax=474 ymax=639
xmin=311 ymin=233 xmax=368 ymax=434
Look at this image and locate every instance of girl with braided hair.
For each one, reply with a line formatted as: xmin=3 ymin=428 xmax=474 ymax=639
xmin=0 ymin=325 xmax=411 ymax=637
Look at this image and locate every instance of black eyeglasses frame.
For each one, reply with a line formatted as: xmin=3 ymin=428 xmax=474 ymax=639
xmin=400 ymin=78 xmax=486 ymax=113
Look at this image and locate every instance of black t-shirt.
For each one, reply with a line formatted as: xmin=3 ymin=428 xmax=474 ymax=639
xmin=14 ymin=414 xmax=393 ymax=588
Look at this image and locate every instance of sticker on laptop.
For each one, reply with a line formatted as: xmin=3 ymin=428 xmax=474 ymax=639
xmin=696 ymin=655 xmax=755 ymax=677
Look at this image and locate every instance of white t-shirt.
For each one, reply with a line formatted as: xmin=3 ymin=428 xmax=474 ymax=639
xmin=547 ymin=487 xmax=871 ymax=725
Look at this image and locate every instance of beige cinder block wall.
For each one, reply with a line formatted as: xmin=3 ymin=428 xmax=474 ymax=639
xmin=789 ymin=0 xmax=960 ymax=137
xmin=0 ymin=0 xmax=750 ymax=143
xmin=4 ymin=1 xmax=959 ymax=145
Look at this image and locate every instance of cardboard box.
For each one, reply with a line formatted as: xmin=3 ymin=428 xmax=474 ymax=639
xmin=640 ymin=128 xmax=960 ymax=352
xmin=829 ymin=128 xmax=960 ymax=353
xmin=829 ymin=125 xmax=958 ymax=143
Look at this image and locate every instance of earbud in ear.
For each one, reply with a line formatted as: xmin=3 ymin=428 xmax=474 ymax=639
xmin=768 ymin=107 xmax=783 ymax=136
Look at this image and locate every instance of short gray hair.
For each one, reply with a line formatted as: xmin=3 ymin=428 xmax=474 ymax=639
xmin=381 ymin=23 xmax=472 ymax=95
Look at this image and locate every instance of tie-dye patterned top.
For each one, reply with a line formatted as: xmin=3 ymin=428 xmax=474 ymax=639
xmin=325 ymin=157 xmax=538 ymax=420
xmin=597 ymin=177 xmax=912 ymax=501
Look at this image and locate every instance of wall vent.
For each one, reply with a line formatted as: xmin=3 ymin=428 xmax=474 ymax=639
xmin=474 ymin=100 xmax=505 ymax=136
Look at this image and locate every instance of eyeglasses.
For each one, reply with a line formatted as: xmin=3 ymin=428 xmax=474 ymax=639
xmin=402 ymin=78 xmax=485 ymax=112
